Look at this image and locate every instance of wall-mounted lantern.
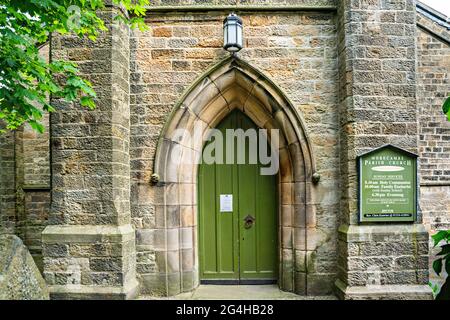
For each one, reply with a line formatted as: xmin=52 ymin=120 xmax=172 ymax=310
xmin=223 ymin=13 xmax=243 ymax=53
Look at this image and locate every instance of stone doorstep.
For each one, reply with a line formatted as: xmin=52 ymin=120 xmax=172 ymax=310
xmin=335 ymin=279 xmax=433 ymax=300
xmin=42 ymin=224 xmax=135 ymax=243
xmin=49 ymin=278 xmax=140 ymax=300
xmin=137 ymin=285 xmax=338 ymax=300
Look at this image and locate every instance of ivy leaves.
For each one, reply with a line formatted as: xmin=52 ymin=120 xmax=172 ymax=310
xmin=113 ymin=0 xmax=148 ymax=31
xmin=0 ymin=0 xmax=149 ymax=133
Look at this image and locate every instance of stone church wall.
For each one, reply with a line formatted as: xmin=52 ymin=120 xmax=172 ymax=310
xmin=151 ymin=0 xmax=337 ymax=6
xmin=416 ymin=13 xmax=450 ymax=232
xmin=0 ymin=45 xmax=51 ymax=271
xmin=416 ymin=8 xmax=450 ymax=288
xmin=130 ymin=9 xmax=340 ymax=294
xmin=0 ymin=0 xmax=449 ymax=299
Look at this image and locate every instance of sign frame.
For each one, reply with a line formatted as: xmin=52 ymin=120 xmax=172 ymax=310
xmin=358 ymin=144 xmax=418 ymax=224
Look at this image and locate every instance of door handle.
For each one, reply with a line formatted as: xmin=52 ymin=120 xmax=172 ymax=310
xmin=243 ymin=215 xmax=255 ymax=229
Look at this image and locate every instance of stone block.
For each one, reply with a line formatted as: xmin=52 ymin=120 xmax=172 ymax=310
xmin=0 ymin=235 xmax=49 ymax=300
xmin=335 ymin=279 xmax=433 ymax=300
xmin=307 ymin=273 xmax=335 ymax=295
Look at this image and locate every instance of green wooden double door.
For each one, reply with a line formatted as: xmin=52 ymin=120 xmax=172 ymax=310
xmin=198 ymin=110 xmax=278 ymax=283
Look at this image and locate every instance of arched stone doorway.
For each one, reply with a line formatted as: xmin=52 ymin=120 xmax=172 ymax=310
xmin=152 ymin=57 xmax=317 ymax=296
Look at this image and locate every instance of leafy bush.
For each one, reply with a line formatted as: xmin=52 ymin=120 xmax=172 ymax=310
xmin=0 ymin=0 xmax=148 ymax=133
xmin=431 ymin=230 xmax=450 ymax=300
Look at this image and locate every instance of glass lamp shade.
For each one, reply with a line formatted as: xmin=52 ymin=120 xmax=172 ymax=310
xmin=223 ymin=13 xmax=243 ymax=52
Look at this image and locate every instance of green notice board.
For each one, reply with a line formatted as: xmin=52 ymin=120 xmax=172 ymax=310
xmin=359 ymin=145 xmax=417 ymax=223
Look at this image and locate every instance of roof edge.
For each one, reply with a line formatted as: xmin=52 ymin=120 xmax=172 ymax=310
xmin=416 ymin=1 xmax=450 ymax=30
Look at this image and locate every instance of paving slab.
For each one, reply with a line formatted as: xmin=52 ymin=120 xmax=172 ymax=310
xmin=139 ymin=285 xmax=337 ymax=300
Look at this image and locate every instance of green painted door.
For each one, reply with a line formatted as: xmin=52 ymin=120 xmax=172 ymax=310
xmin=198 ymin=110 xmax=278 ymax=283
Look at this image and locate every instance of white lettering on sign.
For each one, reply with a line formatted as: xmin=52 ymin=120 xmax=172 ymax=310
xmin=220 ymin=194 xmax=233 ymax=212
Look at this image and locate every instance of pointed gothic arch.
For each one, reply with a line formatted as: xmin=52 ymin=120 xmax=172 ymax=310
xmin=151 ymin=56 xmax=319 ymax=295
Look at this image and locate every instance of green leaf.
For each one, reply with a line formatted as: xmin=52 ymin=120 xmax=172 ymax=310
xmin=437 ymin=244 xmax=450 ymax=256
xmin=62 ymin=64 xmax=78 ymax=74
xmin=6 ymin=58 xmax=16 ymax=67
xmin=429 ymin=281 xmax=439 ymax=297
xmin=29 ymin=120 xmax=45 ymax=133
xmin=433 ymin=258 xmax=443 ymax=276
xmin=443 ymin=96 xmax=450 ymax=121
xmin=80 ymin=96 xmax=95 ymax=109
xmin=432 ymin=230 xmax=450 ymax=247
xmin=30 ymin=107 xmax=43 ymax=121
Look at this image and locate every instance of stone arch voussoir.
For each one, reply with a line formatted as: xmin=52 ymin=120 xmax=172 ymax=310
xmin=152 ymin=56 xmax=318 ymax=296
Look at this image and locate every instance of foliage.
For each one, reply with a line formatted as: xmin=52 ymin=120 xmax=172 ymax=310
xmin=443 ymin=96 xmax=450 ymax=121
xmin=428 ymin=281 xmax=439 ymax=298
xmin=0 ymin=0 xmax=148 ymax=133
xmin=431 ymin=230 xmax=450 ymax=300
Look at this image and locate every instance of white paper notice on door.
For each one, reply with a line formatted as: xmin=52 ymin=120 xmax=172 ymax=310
xmin=220 ymin=194 xmax=233 ymax=212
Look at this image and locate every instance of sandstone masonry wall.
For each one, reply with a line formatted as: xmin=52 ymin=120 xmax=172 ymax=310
xmin=0 ymin=129 xmax=15 ymax=234
xmin=417 ymin=24 xmax=450 ymax=231
xmin=336 ymin=0 xmax=431 ymax=299
xmin=151 ymin=0 xmax=337 ymax=6
xmin=13 ymin=45 xmax=51 ymax=272
xmin=22 ymin=118 xmax=50 ymax=187
xmin=41 ymin=6 xmax=138 ymax=299
xmin=416 ymin=8 xmax=450 ymax=290
xmin=0 ymin=1 xmax=448 ymax=299
xmin=130 ymin=10 xmax=340 ymax=295
xmin=0 ymin=40 xmax=50 ymax=241
xmin=417 ymin=17 xmax=450 ymax=187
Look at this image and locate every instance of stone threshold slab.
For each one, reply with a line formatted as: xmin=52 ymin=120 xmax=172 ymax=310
xmin=138 ymin=285 xmax=337 ymax=300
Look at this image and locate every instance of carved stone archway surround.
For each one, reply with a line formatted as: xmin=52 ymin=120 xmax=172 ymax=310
xmin=152 ymin=57 xmax=320 ymax=296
